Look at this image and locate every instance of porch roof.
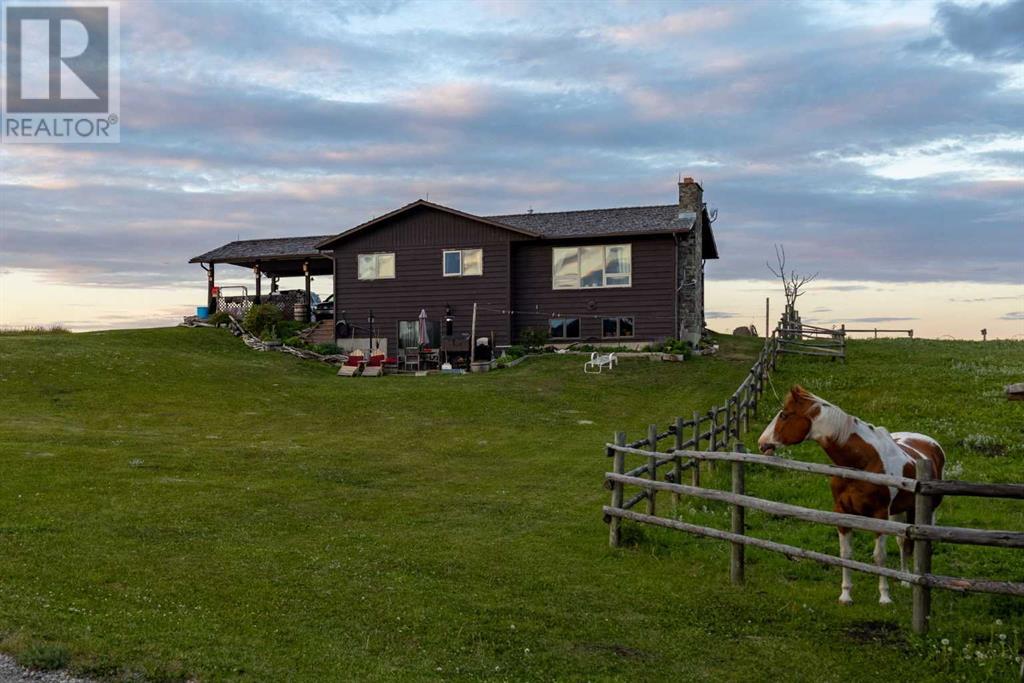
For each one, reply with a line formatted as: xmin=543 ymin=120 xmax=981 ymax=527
xmin=189 ymin=235 xmax=334 ymax=276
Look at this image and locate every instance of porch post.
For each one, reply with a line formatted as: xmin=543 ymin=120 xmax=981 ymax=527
xmin=206 ymin=262 xmax=216 ymax=313
xmin=254 ymin=263 xmax=262 ymax=305
xmin=303 ymin=259 xmax=311 ymax=323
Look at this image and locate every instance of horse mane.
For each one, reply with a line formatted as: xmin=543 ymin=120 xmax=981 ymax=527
xmin=813 ymin=399 xmax=856 ymax=446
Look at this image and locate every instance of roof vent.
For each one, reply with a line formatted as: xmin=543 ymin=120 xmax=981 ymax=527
xmin=677 ymin=210 xmax=697 ymax=223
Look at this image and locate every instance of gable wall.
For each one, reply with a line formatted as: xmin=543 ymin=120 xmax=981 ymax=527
xmin=331 ymin=206 xmax=520 ymax=353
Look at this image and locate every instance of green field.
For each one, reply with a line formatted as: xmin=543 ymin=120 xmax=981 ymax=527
xmin=0 ymin=328 xmax=1021 ymax=681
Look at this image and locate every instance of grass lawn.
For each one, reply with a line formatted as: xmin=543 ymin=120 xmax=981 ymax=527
xmin=0 ymin=328 xmax=1021 ymax=681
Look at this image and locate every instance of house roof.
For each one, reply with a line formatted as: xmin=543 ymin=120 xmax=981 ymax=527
xmin=489 ymin=204 xmax=719 ymax=258
xmin=190 ymin=199 xmax=719 ymax=271
xmin=189 ymin=235 xmax=331 ymax=264
xmin=487 ymin=204 xmax=692 ymax=239
xmin=188 ymin=235 xmax=334 ymax=276
xmin=315 ymin=199 xmax=540 ymax=249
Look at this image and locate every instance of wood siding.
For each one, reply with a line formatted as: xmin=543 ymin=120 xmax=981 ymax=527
xmin=510 ymin=235 xmax=677 ymax=343
xmin=332 ymin=205 xmax=522 ymax=353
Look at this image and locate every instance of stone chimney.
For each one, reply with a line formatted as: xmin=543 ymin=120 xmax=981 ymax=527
xmin=676 ymin=176 xmax=705 ymax=346
xmin=678 ymin=176 xmax=703 ymax=214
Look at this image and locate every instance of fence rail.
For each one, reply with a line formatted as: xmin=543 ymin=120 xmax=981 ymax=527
xmin=601 ymin=313 xmax=1021 ymax=636
xmin=604 ymin=441 xmax=1024 ymax=633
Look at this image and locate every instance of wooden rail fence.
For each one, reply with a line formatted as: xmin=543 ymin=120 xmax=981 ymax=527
xmin=778 ymin=318 xmax=846 ymax=361
xmin=604 ymin=441 xmax=1024 ymax=634
xmin=601 ymin=317 xmax=1021 ymax=635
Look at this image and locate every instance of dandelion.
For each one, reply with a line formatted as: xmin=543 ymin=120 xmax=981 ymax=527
xmin=999 ymin=633 xmax=1006 ymax=641
xmin=941 ymin=638 xmax=949 ymax=646
xmin=524 ymin=648 xmax=530 ymax=654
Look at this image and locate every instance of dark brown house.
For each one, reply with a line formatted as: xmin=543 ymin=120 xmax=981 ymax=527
xmin=190 ymin=178 xmax=718 ymax=352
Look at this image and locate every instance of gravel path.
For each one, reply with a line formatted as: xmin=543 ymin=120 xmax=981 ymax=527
xmin=0 ymin=655 xmax=90 ymax=683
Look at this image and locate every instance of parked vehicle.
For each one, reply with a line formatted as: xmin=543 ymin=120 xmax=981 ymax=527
xmin=313 ymin=294 xmax=332 ymax=320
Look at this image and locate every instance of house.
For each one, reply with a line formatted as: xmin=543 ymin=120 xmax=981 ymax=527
xmin=189 ymin=178 xmax=718 ymax=353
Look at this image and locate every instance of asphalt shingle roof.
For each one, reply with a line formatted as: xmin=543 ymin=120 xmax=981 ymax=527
xmin=190 ymin=203 xmax=704 ymax=264
xmin=486 ymin=204 xmax=695 ymax=238
xmin=189 ymin=235 xmax=333 ymax=263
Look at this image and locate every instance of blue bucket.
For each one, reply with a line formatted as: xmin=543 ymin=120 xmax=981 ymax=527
xmin=196 ymin=306 xmax=210 ymax=319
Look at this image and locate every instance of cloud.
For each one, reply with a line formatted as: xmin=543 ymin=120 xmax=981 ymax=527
xmin=705 ymin=311 xmax=738 ymax=319
xmin=1000 ymin=311 xmax=1024 ymax=320
xmin=843 ymin=316 xmax=919 ymax=322
xmin=1 ymin=0 xmax=1021 ymax=298
xmin=935 ymin=0 xmax=1024 ymax=62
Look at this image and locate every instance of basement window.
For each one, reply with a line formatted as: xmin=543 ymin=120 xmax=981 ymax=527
xmin=357 ymin=253 xmax=396 ymax=280
xmin=549 ymin=317 xmax=581 ymax=340
xmin=602 ymin=317 xmax=634 ymax=338
xmin=552 ymin=244 xmax=631 ymax=289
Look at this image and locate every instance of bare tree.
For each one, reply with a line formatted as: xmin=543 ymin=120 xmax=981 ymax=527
xmin=766 ymin=244 xmax=818 ymax=310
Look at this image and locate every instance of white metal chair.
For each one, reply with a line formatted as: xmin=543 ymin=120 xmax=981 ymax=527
xmin=584 ymin=351 xmax=618 ymax=374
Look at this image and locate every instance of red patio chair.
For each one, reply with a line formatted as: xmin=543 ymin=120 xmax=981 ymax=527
xmin=337 ymin=349 xmax=364 ymax=377
xmin=363 ymin=353 xmax=387 ymax=377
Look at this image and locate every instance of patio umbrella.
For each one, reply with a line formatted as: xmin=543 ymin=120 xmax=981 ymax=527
xmin=417 ymin=309 xmax=429 ymax=348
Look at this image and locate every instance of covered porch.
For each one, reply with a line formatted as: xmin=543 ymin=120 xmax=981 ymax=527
xmin=189 ymin=236 xmax=334 ymax=324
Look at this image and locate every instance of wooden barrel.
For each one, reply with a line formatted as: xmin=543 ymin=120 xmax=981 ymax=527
xmin=293 ymin=303 xmax=308 ymax=321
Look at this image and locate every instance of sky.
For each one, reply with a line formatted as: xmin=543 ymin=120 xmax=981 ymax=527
xmin=1 ymin=0 xmax=1022 ymax=338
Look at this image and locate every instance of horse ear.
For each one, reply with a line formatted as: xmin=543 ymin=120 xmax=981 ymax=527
xmin=790 ymin=385 xmax=811 ymax=400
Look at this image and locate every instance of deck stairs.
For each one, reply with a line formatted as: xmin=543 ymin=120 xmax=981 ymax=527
xmin=300 ymin=321 xmax=336 ymax=346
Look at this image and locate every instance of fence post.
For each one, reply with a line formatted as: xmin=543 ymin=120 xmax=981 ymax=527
xmin=912 ymin=458 xmax=935 ymax=634
xmin=673 ymin=416 xmax=684 ymax=508
xmin=647 ymin=424 xmax=658 ymax=517
xmin=691 ymin=410 xmax=701 ymax=488
xmin=725 ymin=398 xmax=734 ymax=441
xmin=609 ymin=431 xmax=625 ymax=548
xmin=731 ymin=443 xmax=747 ymax=585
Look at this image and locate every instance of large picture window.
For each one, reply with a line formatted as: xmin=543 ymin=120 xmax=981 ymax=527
xmin=357 ymin=253 xmax=395 ymax=280
xmin=602 ymin=316 xmax=634 ymax=338
xmin=552 ymin=244 xmax=631 ymax=289
xmin=549 ymin=317 xmax=580 ymax=339
xmin=443 ymin=248 xmax=483 ymax=277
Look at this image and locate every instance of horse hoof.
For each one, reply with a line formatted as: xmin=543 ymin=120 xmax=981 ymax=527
xmin=879 ymin=596 xmax=893 ymax=606
xmin=838 ymin=596 xmax=853 ymax=605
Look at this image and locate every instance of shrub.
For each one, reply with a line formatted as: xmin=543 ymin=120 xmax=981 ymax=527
xmin=275 ymin=320 xmax=305 ymax=339
xmin=243 ymin=304 xmax=283 ymax=336
xmin=0 ymin=325 xmax=70 ymax=336
xmin=503 ymin=345 xmax=528 ymax=360
xmin=518 ymin=328 xmax=548 ymax=348
xmin=18 ymin=643 xmax=70 ymax=671
xmin=647 ymin=338 xmax=692 ymax=357
xmin=283 ymin=336 xmax=303 ymax=347
xmin=312 ymin=343 xmax=339 ymax=355
xmin=207 ymin=311 xmax=231 ymax=326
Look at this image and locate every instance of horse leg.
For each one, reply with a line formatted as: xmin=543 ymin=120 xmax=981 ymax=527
xmin=874 ymin=533 xmax=892 ymax=605
xmin=838 ymin=527 xmax=853 ymax=605
xmin=897 ymin=511 xmax=913 ymax=589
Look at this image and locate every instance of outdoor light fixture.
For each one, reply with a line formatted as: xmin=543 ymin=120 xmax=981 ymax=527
xmin=444 ymin=303 xmax=454 ymax=336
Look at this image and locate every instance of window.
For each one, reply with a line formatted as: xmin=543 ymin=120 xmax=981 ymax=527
xmin=552 ymin=244 xmax=631 ymax=289
xmin=443 ymin=248 xmax=482 ymax=277
xmin=602 ymin=317 xmax=634 ymax=338
xmin=399 ymin=320 xmax=440 ymax=348
xmin=549 ymin=317 xmax=580 ymax=339
xmin=357 ymin=253 xmax=395 ymax=280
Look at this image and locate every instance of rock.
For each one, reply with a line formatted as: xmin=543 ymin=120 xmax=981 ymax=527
xmin=733 ymin=325 xmax=757 ymax=337
xmin=1006 ymin=382 xmax=1024 ymax=401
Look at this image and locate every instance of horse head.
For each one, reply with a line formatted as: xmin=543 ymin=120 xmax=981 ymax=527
xmin=758 ymin=385 xmax=821 ymax=455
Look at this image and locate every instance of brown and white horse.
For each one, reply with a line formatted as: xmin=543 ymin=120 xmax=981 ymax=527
xmin=757 ymin=385 xmax=945 ymax=605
